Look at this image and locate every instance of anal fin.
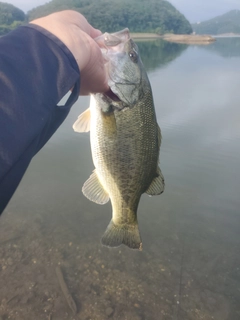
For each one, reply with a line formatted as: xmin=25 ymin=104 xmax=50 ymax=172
xmin=82 ymin=170 xmax=109 ymax=204
xmin=145 ymin=167 xmax=165 ymax=196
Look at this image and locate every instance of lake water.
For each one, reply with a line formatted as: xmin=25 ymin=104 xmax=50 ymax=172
xmin=0 ymin=38 xmax=240 ymax=320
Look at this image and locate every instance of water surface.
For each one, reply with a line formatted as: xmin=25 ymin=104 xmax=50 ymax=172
xmin=0 ymin=38 xmax=240 ymax=320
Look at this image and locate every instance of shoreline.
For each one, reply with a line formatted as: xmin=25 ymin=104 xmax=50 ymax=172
xmin=130 ymin=33 xmax=161 ymax=39
xmin=162 ymin=34 xmax=216 ymax=44
xmin=130 ymin=33 xmax=216 ymax=44
xmin=213 ymin=33 xmax=240 ymax=38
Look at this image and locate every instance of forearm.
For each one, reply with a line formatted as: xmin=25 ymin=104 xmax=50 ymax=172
xmin=0 ymin=25 xmax=80 ymax=213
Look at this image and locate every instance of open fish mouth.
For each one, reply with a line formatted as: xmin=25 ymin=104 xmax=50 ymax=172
xmin=104 ymin=88 xmax=121 ymax=102
xmin=95 ymin=28 xmax=130 ymax=50
xmin=95 ymin=28 xmax=141 ymax=108
xmin=101 ymin=89 xmax=127 ymax=111
xmin=103 ymin=83 xmax=138 ymax=109
xmin=95 ymin=29 xmax=131 ymax=105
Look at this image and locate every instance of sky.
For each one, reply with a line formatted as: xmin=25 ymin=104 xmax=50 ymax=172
xmin=4 ymin=0 xmax=240 ymax=23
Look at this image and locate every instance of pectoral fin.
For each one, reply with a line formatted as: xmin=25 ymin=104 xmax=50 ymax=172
xmin=82 ymin=170 xmax=109 ymax=204
xmin=145 ymin=167 xmax=165 ymax=196
xmin=73 ymin=108 xmax=91 ymax=133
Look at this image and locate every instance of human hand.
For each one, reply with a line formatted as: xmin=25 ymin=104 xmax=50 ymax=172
xmin=30 ymin=10 xmax=109 ymax=95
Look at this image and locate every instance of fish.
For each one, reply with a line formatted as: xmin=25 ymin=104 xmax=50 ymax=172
xmin=73 ymin=29 xmax=164 ymax=250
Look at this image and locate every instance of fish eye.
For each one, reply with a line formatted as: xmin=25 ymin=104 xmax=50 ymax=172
xmin=129 ymin=51 xmax=138 ymax=63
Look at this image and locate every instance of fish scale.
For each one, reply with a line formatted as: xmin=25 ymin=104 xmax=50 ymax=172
xmin=73 ymin=29 xmax=164 ymax=250
xmin=92 ymin=98 xmax=156 ymax=208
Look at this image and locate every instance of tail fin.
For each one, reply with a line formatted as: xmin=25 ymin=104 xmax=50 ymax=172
xmin=101 ymin=220 xmax=142 ymax=250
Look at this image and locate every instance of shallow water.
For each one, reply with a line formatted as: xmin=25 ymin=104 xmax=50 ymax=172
xmin=0 ymin=38 xmax=240 ymax=320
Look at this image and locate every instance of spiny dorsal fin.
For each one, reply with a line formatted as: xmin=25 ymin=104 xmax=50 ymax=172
xmin=145 ymin=167 xmax=165 ymax=196
xmin=73 ymin=108 xmax=91 ymax=133
xmin=82 ymin=170 xmax=109 ymax=204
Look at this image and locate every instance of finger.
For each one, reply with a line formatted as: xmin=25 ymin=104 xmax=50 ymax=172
xmin=80 ymin=63 xmax=109 ymax=95
xmin=80 ymin=42 xmax=109 ymax=95
xmin=58 ymin=10 xmax=101 ymax=39
xmin=90 ymin=28 xmax=102 ymax=39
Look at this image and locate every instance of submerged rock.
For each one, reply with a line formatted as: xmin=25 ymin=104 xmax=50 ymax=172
xmin=105 ymin=307 xmax=114 ymax=317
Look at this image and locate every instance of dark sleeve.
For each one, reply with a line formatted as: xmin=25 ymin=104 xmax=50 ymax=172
xmin=0 ymin=24 xmax=81 ymax=214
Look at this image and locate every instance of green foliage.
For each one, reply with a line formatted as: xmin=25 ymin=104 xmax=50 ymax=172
xmin=0 ymin=21 xmax=24 ymax=36
xmin=0 ymin=0 xmax=192 ymax=35
xmin=0 ymin=2 xmax=25 ymax=35
xmin=192 ymin=10 xmax=240 ymax=35
xmin=27 ymin=0 xmax=192 ymax=34
xmin=0 ymin=2 xmax=25 ymax=24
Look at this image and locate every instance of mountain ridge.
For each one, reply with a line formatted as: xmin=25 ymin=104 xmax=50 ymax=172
xmin=0 ymin=2 xmax=25 ymax=35
xmin=0 ymin=0 xmax=192 ymax=35
xmin=192 ymin=10 xmax=240 ymax=35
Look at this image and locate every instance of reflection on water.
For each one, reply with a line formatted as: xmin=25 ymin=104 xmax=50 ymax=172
xmin=0 ymin=39 xmax=240 ymax=319
xmin=136 ymin=39 xmax=187 ymax=72
xmin=202 ymin=37 xmax=240 ymax=58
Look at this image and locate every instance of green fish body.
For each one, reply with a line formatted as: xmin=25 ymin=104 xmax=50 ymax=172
xmin=73 ymin=29 xmax=164 ymax=250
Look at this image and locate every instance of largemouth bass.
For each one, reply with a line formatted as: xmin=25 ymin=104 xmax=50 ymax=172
xmin=73 ymin=29 xmax=164 ymax=250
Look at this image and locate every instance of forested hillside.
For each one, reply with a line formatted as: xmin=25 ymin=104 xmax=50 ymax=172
xmin=0 ymin=2 xmax=25 ymax=35
xmin=27 ymin=0 xmax=192 ymax=34
xmin=192 ymin=10 xmax=240 ymax=35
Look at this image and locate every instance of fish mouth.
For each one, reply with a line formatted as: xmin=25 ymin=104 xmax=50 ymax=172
xmin=101 ymin=89 xmax=127 ymax=111
xmin=104 ymin=88 xmax=121 ymax=102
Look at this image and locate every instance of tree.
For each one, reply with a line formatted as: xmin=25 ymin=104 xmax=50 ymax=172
xmin=27 ymin=0 xmax=192 ymax=34
xmin=0 ymin=2 xmax=25 ymax=25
